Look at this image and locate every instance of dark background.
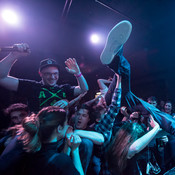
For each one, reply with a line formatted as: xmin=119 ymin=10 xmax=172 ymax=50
xmin=0 ymin=0 xmax=175 ymax=127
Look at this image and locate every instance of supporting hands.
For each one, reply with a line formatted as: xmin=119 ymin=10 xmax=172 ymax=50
xmin=53 ymin=99 xmax=69 ymax=109
xmin=10 ymin=43 xmax=31 ymax=59
xmin=149 ymin=115 xmax=160 ymax=129
xmin=115 ymin=73 xmax=121 ymax=89
xmin=120 ymin=106 xmax=130 ymax=118
xmin=65 ymin=58 xmax=81 ymax=75
xmin=66 ymin=132 xmax=84 ymax=175
xmin=66 ymin=133 xmax=82 ymax=152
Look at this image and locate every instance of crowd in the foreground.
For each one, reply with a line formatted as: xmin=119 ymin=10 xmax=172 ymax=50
xmin=0 ymin=20 xmax=175 ymax=175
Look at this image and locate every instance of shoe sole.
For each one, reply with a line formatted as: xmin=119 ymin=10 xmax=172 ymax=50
xmin=100 ymin=20 xmax=132 ymax=65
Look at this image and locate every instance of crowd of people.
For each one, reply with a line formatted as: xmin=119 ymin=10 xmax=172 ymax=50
xmin=0 ymin=20 xmax=175 ymax=175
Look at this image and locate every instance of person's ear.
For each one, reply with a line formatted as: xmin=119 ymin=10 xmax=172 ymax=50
xmin=38 ymin=71 xmax=42 ymax=78
xmin=57 ymin=125 xmax=64 ymax=133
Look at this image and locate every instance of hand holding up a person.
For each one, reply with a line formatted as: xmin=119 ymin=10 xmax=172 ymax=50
xmin=149 ymin=115 xmax=160 ymax=129
xmin=66 ymin=133 xmax=82 ymax=152
xmin=53 ymin=99 xmax=69 ymax=109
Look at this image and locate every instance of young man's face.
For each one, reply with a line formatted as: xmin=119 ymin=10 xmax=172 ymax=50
xmin=148 ymin=100 xmax=157 ymax=107
xmin=164 ymin=102 xmax=172 ymax=114
xmin=10 ymin=110 xmax=28 ymax=125
xmin=40 ymin=66 xmax=59 ymax=86
xmin=75 ymin=109 xmax=90 ymax=130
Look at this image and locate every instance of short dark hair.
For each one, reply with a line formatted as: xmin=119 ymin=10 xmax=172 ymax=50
xmin=147 ymin=96 xmax=157 ymax=102
xmin=4 ymin=103 xmax=29 ymax=116
xmin=76 ymin=103 xmax=94 ymax=123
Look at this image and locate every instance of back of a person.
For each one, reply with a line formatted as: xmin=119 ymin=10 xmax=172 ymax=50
xmin=24 ymin=144 xmax=80 ymax=175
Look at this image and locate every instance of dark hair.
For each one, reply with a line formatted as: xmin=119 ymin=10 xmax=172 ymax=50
xmin=77 ymin=103 xmax=91 ymax=112
xmin=17 ymin=106 xmax=67 ymax=152
xmin=147 ymin=96 xmax=157 ymax=102
xmin=76 ymin=103 xmax=93 ymax=124
xmin=91 ymin=105 xmax=106 ymax=122
xmin=164 ymin=100 xmax=172 ymax=105
xmin=107 ymin=122 xmax=145 ymax=173
xmin=4 ymin=103 xmax=29 ymax=116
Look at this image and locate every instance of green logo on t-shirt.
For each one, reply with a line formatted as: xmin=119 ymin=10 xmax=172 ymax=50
xmin=39 ymin=91 xmax=46 ymax=98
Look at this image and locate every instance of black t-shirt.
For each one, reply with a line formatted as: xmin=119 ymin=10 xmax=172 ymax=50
xmin=0 ymin=137 xmax=80 ymax=175
xmin=17 ymin=79 xmax=75 ymax=112
xmin=25 ymin=142 xmax=80 ymax=175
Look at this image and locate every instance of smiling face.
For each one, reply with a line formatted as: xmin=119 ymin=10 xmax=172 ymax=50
xmin=164 ymin=102 xmax=172 ymax=114
xmin=40 ymin=66 xmax=59 ymax=86
xmin=75 ymin=109 xmax=90 ymax=130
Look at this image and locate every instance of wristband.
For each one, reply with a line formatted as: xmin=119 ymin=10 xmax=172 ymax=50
xmin=74 ymin=72 xmax=82 ymax=78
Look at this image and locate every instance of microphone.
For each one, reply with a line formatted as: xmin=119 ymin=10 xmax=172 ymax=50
xmin=0 ymin=46 xmax=29 ymax=52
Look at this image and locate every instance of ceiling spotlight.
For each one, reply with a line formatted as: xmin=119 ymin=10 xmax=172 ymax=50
xmin=90 ymin=34 xmax=100 ymax=44
xmin=1 ymin=9 xmax=20 ymax=26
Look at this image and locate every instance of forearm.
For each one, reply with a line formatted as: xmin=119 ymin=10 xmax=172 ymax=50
xmin=62 ymin=144 xmax=71 ymax=156
xmin=98 ymin=79 xmax=111 ymax=90
xmin=75 ymin=130 xmax=104 ymax=145
xmin=0 ymin=53 xmax=17 ymax=78
xmin=95 ymin=88 xmax=121 ymax=131
xmin=75 ymin=74 xmax=89 ymax=93
xmin=71 ymin=148 xmax=84 ymax=175
xmin=84 ymin=98 xmax=97 ymax=107
xmin=69 ymin=95 xmax=82 ymax=107
xmin=128 ymin=125 xmax=160 ymax=158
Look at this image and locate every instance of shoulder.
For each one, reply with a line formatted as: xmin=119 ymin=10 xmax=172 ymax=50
xmin=19 ymin=79 xmax=41 ymax=86
xmin=48 ymin=153 xmax=72 ymax=165
xmin=59 ymin=84 xmax=74 ymax=89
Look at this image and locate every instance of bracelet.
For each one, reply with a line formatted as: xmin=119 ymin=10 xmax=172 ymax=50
xmin=74 ymin=72 xmax=82 ymax=78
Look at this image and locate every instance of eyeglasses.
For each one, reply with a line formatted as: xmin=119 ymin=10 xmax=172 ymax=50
xmin=43 ymin=72 xmax=59 ymax=77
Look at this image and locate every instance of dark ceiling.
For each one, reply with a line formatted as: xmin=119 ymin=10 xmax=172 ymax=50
xmin=0 ymin=0 xmax=175 ymax=104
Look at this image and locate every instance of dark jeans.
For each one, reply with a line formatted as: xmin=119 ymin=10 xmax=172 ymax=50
xmin=104 ymin=51 xmax=175 ymax=136
xmin=79 ymin=138 xmax=94 ymax=174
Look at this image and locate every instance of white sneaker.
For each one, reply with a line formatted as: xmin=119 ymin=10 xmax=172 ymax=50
xmin=100 ymin=20 xmax=132 ymax=65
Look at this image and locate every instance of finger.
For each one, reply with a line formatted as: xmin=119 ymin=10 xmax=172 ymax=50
xmin=60 ymin=104 xmax=65 ymax=108
xmin=53 ymin=101 xmax=61 ymax=106
xmin=71 ymin=58 xmax=76 ymax=64
xmin=73 ymin=58 xmax=76 ymax=63
xmin=67 ymin=58 xmax=72 ymax=64
xmin=65 ymin=61 xmax=70 ymax=67
xmin=70 ymin=135 xmax=74 ymax=143
xmin=65 ymin=67 xmax=70 ymax=72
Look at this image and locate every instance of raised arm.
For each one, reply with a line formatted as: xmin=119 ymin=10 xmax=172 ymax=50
xmin=67 ymin=134 xmax=84 ymax=175
xmin=65 ymin=58 xmax=89 ymax=96
xmin=127 ymin=115 xmax=160 ymax=159
xmin=97 ymin=78 xmax=112 ymax=91
xmin=95 ymin=74 xmax=122 ymax=142
xmin=74 ymin=130 xmax=104 ymax=145
xmin=68 ymin=92 xmax=87 ymax=107
xmin=0 ymin=43 xmax=30 ymax=91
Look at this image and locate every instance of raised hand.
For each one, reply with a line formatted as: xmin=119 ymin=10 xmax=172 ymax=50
xmin=10 ymin=43 xmax=31 ymax=58
xmin=65 ymin=58 xmax=80 ymax=75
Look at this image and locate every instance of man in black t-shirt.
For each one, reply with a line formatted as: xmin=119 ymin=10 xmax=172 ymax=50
xmin=0 ymin=43 xmax=89 ymax=112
